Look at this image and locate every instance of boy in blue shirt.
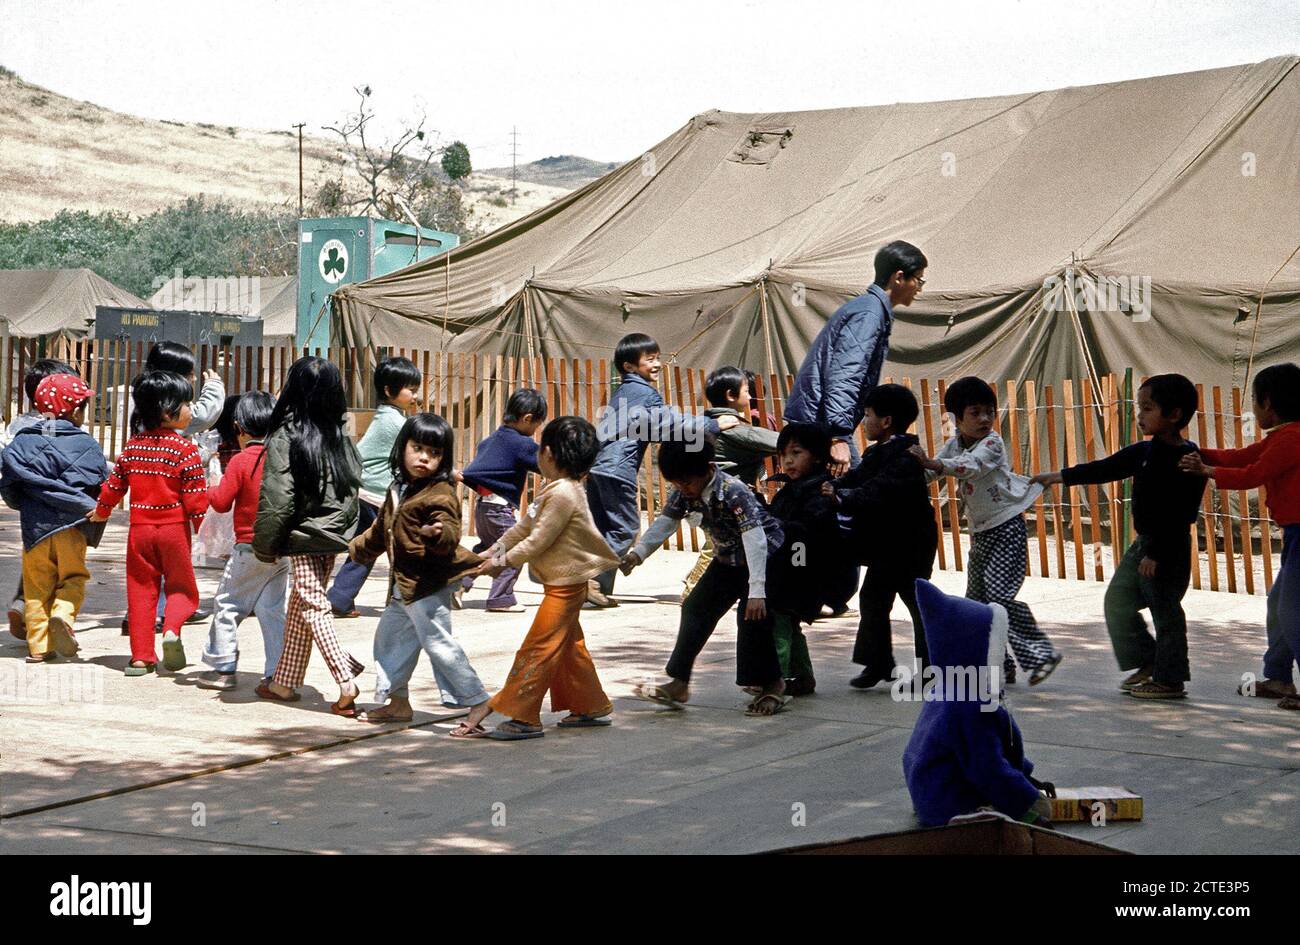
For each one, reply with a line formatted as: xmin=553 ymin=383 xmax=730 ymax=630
xmin=458 ymin=388 xmax=546 ymax=612
xmin=327 ymin=356 xmax=421 ymax=618
xmin=585 ymin=333 xmax=728 ymax=607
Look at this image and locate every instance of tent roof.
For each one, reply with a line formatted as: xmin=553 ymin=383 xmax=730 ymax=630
xmin=333 ymin=57 xmax=1300 ymax=389
xmin=149 ymin=274 xmax=297 ymax=339
xmin=0 ymin=268 xmax=148 ymax=338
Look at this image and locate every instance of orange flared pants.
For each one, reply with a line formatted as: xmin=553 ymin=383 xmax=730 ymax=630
xmin=489 ymin=582 xmax=612 ymax=726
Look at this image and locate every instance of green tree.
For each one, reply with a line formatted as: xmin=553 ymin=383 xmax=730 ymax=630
xmin=440 ymin=141 xmax=472 ymax=182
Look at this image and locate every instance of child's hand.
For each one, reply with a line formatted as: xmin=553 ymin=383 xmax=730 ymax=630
xmin=419 ymin=521 xmax=444 ymax=541
xmin=202 ymin=370 xmax=220 ymax=384
xmin=715 ymin=414 xmax=741 ymax=431
xmin=476 ymin=558 xmax=505 ymax=578
xmin=907 ymin=444 xmax=939 ymax=471
xmin=86 ymin=508 xmax=108 ymax=523
xmin=819 ymin=481 xmax=840 ymax=505
xmin=829 ymin=439 xmax=851 ymax=477
xmin=1031 ymin=471 xmax=1063 ymax=486
xmin=1138 ymin=556 xmax=1158 ymax=578
xmin=744 ymin=597 xmax=767 ymax=621
xmin=619 ymin=550 xmax=643 ymax=575
xmin=451 ymin=469 xmax=464 ymax=484
xmin=1179 ymin=453 xmax=1212 ymax=477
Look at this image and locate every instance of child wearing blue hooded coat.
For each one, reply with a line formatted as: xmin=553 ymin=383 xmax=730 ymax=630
xmin=901 ymin=579 xmax=1054 ymax=828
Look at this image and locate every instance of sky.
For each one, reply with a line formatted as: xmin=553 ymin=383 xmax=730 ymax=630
xmin=1 ymin=0 xmax=1297 ymax=168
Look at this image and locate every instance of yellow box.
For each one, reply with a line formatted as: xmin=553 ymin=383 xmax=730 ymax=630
xmin=1050 ymin=787 xmax=1143 ymax=823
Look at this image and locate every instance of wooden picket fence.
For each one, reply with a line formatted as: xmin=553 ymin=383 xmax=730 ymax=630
xmin=2 ymin=337 xmax=1281 ymax=596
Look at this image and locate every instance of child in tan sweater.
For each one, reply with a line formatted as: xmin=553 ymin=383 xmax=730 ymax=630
xmin=450 ymin=416 xmax=621 ymax=740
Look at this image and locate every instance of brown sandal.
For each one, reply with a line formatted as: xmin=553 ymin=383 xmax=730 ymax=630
xmin=255 ymin=682 xmax=301 ymax=702
xmin=1241 ymin=679 xmax=1297 ymax=699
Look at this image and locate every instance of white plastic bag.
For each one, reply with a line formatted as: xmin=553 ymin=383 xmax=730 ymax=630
xmin=193 ymin=431 xmax=235 ymax=565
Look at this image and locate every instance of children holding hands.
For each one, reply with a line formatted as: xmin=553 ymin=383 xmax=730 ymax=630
xmin=624 ymin=439 xmax=789 ymax=717
xmin=1179 ymin=363 xmax=1300 ymax=708
xmin=451 ymin=417 xmax=621 ymax=740
xmin=1033 ymin=374 xmax=1206 ymax=699
xmin=909 ymin=377 xmax=1060 ymax=685
xmin=347 ymin=413 xmax=489 ymax=723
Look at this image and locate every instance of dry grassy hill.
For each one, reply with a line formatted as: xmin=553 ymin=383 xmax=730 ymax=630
xmin=0 ymin=68 xmax=585 ymax=233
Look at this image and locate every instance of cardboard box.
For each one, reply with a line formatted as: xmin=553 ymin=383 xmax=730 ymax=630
xmin=1050 ymin=787 xmax=1143 ymax=823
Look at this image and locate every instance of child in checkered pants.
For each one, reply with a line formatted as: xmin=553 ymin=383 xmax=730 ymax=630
xmin=253 ymin=357 xmax=366 ymax=716
xmin=910 ymin=377 xmax=1062 ymax=686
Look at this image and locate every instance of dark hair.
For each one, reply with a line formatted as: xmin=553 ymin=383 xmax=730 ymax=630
xmin=705 ymin=366 xmax=746 ymax=408
xmin=614 ymin=332 xmax=659 ymax=375
xmin=539 ymin=416 xmax=601 ymax=478
xmin=24 ymin=358 xmax=77 ymax=402
xmin=268 ymin=356 xmax=357 ymax=504
xmin=373 ymin=356 xmax=422 ymax=402
xmin=130 ymin=371 xmax=193 ymax=434
xmin=504 ymin=388 xmax=547 ymax=423
xmin=233 ymin=390 xmax=275 ymax=439
xmin=658 ymin=438 xmax=715 ymax=481
xmin=146 ymin=341 xmax=196 ymax=378
xmin=873 ymin=240 xmax=928 ymax=287
xmin=390 ymin=413 xmax=455 ymax=484
xmin=214 ymin=393 xmax=243 ymax=448
xmin=864 ymin=382 xmax=920 ymax=431
xmin=944 ymin=376 xmax=997 ymax=418
xmin=744 ymin=369 xmax=762 ymax=401
xmin=1140 ymin=374 xmax=1199 ymax=430
xmin=776 ymin=422 xmax=832 ymax=465
xmin=1253 ymin=363 xmax=1300 ymax=423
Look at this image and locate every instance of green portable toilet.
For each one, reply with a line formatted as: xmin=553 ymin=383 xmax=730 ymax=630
xmin=296 ymin=216 xmax=459 ymax=350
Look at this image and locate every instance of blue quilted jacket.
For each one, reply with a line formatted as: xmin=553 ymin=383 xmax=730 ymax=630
xmin=0 ymin=420 xmax=109 ymax=550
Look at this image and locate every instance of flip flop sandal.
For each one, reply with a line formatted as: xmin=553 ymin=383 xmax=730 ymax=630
xmin=124 ymin=662 xmax=156 ymax=677
xmin=331 ymin=694 xmax=361 ymax=718
xmin=1277 ymin=695 xmax=1300 ymax=711
xmin=255 ymin=682 xmax=301 ymax=702
xmin=161 ymin=634 xmax=186 ymax=671
xmin=48 ymin=617 xmax=79 ymax=658
xmin=633 ymin=683 xmax=686 ymax=710
xmin=25 ymin=653 xmax=56 ymax=664
xmin=449 ymin=723 xmax=489 ymax=738
xmin=745 ymin=694 xmax=792 ymax=717
xmin=557 ymin=714 xmax=613 ymax=728
xmin=487 ymin=720 xmax=545 ymax=740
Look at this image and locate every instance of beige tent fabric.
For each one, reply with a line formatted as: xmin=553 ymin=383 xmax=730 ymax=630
xmin=0 ymin=268 xmax=147 ymax=338
xmin=148 ymin=274 xmax=297 ymax=343
xmin=334 ymin=58 xmax=1300 ymax=392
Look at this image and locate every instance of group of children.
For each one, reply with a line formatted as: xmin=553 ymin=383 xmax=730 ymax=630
xmin=2 ymin=331 xmax=1298 ymax=771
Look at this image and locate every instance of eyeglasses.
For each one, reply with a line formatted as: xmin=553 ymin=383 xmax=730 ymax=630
xmin=913 ymin=276 xmax=926 ymax=287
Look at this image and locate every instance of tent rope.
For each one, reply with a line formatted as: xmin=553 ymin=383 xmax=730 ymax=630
xmin=1243 ymin=239 xmax=1300 ymax=393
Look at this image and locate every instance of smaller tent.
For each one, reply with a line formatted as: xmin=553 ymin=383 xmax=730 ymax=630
xmin=148 ymin=274 xmax=297 ymax=346
xmin=0 ymin=268 xmax=146 ymax=340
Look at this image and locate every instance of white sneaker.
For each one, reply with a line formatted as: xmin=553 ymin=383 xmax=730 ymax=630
xmin=195 ymin=671 xmax=237 ymax=691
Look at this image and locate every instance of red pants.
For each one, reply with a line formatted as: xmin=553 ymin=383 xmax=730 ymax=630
xmin=126 ymin=523 xmax=198 ymax=663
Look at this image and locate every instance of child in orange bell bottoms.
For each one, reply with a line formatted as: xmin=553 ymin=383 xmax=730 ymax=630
xmin=450 ymin=416 xmax=620 ymax=741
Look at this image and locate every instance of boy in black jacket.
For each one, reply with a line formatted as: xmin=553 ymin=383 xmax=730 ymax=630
xmin=766 ymin=423 xmax=841 ymax=695
xmin=1033 ymin=374 xmax=1206 ymax=700
xmin=823 ymin=384 xmax=938 ymax=689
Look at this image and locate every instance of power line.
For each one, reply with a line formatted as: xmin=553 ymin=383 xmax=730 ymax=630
xmin=510 ymin=125 xmax=520 ymax=204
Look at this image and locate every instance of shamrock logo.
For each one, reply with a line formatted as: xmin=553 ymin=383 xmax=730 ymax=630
xmin=318 ymin=239 xmax=349 ymax=284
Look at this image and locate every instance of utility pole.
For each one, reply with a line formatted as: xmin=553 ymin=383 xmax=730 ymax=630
xmin=293 ymin=122 xmax=306 ymax=217
xmin=510 ymin=126 xmax=520 ymax=204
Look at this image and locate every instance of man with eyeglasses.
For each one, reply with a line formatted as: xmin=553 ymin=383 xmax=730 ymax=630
xmin=782 ymin=240 xmax=928 ymax=620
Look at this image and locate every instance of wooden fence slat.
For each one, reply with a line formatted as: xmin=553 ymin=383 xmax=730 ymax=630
xmin=1082 ymin=379 xmax=1105 ymax=581
xmin=1194 ymin=384 xmax=1218 ymax=592
xmin=919 ymin=379 xmax=947 ymax=571
xmin=1232 ymin=386 xmax=1255 ymax=595
xmin=1062 ymin=380 xmax=1086 ymax=580
xmin=935 ymin=378 xmax=964 ymax=571
xmin=1024 ymin=381 xmax=1049 ymax=578
xmin=1044 ymin=384 xmax=1066 ymax=580
xmin=1213 ymin=385 xmax=1238 ymax=594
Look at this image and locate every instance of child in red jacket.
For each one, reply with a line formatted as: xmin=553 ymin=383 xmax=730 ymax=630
xmin=195 ymin=391 xmax=286 ymax=691
xmin=90 ymin=371 xmax=208 ymax=676
xmin=1182 ymin=363 xmax=1300 ymax=708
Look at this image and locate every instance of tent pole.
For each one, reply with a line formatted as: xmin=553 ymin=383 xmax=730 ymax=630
xmin=759 ymin=276 xmax=778 ymax=395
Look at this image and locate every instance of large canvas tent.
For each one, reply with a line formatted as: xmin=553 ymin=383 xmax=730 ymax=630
xmin=333 ymin=57 xmax=1300 ymax=392
xmin=149 ymin=274 xmax=297 ymax=347
xmin=0 ymin=268 xmax=146 ymax=340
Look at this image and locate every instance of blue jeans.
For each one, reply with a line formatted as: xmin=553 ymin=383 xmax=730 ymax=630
xmin=373 ymin=586 xmax=490 ymax=707
xmin=326 ymin=499 xmax=381 ymax=613
xmin=462 ymin=500 xmax=522 ymax=607
xmin=201 ymin=545 xmax=288 ymax=676
xmin=1263 ymin=525 xmax=1300 ymax=684
xmin=586 ymin=472 xmax=641 ymax=596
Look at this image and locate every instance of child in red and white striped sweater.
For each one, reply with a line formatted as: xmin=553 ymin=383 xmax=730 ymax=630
xmin=90 ymin=371 xmax=209 ymax=676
